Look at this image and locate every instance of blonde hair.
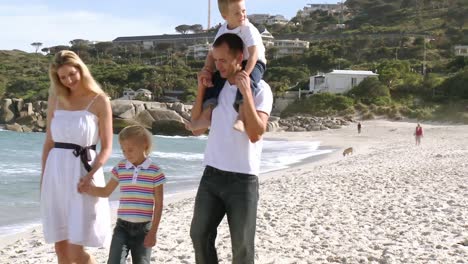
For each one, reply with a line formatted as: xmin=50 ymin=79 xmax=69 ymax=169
xmin=49 ymin=50 xmax=103 ymax=98
xmin=217 ymin=0 xmax=243 ymax=16
xmin=119 ymin=125 xmax=153 ymax=156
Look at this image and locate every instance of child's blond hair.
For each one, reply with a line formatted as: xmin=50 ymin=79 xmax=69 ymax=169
xmin=217 ymin=0 xmax=243 ymax=16
xmin=119 ymin=125 xmax=153 ymax=156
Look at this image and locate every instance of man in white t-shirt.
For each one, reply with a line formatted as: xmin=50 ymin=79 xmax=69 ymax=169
xmin=185 ymin=0 xmax=267 ymax=133
xmin=189 ymin=33 xmax=273 ymax=264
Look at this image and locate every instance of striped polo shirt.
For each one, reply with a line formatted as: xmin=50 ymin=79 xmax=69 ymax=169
xmin=111 ymin=158 xmax=166 ymax=223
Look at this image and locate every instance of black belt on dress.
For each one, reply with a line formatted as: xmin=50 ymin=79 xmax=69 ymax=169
xmin=54 ymin=142 xmax=96 ymax=172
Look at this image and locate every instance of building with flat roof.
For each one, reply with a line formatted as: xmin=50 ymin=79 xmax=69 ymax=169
xmin=454 ymin=45 xmax=468 ymax=57
xmin=310 ymin=70 xmax=378 ymax=94
xmin=298 ymin=2 xmax=346 ymax=17
xmin=248 ymin=14 xmax=288 ymax=25
xmin=187 ymin=43 xmax=211 ymax=60
xmin=113 ymin=32 xmax=215 ymax=50
xmin=273 ymin=39 xmax=310 ymax=58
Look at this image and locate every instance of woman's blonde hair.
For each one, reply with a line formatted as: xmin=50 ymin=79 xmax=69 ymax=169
xmin=119 ymin=125 xmax=153 ymax=156
xmin=49 ymin=50 xmax=103 ymax=98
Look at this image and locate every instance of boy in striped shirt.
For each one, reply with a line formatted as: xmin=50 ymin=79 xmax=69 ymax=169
xmin=79 ymin=125 xmax=165 ymax=264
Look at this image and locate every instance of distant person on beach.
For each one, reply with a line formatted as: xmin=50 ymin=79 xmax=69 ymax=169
xmin=79 ymin=125 xmax=165 ymax=264
xmin=414 ymin=123 xmax=423 ymax=146
xmin=40 ymin=50 xmax=112 ymax=264
xmin=357 ymin=122 xmax=362 ymax=134
xmin=185 ymin=0 xmax=267 ymax=133
xmin=189 ymin=33 xmax=273 ymax=264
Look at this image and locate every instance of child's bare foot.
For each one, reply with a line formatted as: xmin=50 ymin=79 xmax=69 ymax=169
xmin=233 ymin=119 xmax=245 ymax=132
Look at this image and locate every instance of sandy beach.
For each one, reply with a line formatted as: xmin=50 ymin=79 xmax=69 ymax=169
xmin=1 ymin=120 xmax=467 ymax=263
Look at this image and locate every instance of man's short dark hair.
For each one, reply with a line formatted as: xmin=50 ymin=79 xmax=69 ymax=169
xmin=212 ymin=33 xmax=244 ymax=56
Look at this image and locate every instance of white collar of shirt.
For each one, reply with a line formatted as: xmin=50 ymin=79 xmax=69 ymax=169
xmin=125 ymin=158 xmax=151 ymax=183
xmin=125 ymin=157 xmax=152 ymax=170
xmin=222 ymin=19 xmax=249 ymax=33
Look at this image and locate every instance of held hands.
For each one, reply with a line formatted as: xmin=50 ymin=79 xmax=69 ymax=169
xmin=143 ymin=230 xmax=157 ymax=248
xmin=77 ymin=173 xmax=94 ymax=193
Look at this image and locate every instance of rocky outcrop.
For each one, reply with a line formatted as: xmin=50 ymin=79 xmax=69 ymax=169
xmin=110 ymin=100 xmax=191 ymax=136
xmin=0 ymin=98 xmax=47 ymax=132
xmin=1 ymin=99 xmax=15 ymax=123
xmin=278 ymin=116 xmax=353 ymax=132
xmin=1 ymin=97 xmax=353 ymax=135
xmin=152 ymin=120 xmax=193 ymax=136
xmin=266 ymin=116 xmax=282 ymax=132
xmin=0 ymin=98 xmax=193 ymax=136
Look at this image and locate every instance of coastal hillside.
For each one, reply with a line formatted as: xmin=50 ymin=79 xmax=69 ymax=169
xmin=1 ymin=0 xmax=467 ymax=123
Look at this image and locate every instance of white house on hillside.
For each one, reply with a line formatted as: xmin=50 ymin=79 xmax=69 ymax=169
xmin=309 ymin=70 xmax=378 ymax=94
xmin=187 ymin=42 xmax=211 ymax=60
xmin=260 ymin=29 xmax=275 ymax=48
xmin=273 ymin=38 xmax=310 ymax=58
xmin=248 ymin=14 xmax=288 ymax=25
xmin=454 ymin=45 xmax=468 ymax=57
xmin=299 ymin=3 xmax=346 ymax=17
xmin=120 ymin=88 xmax=153 ymax=100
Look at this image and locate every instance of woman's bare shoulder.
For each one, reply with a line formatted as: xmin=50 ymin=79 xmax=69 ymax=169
xmin=93 ymin=93 xmax=111 ymax=113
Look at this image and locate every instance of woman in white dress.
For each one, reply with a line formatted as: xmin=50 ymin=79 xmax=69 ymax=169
xmin=41 ymin=50 xmax=112 ymax=264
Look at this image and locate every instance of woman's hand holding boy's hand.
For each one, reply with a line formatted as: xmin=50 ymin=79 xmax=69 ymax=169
xmin=77 ymin=174 xmax=94 ymax=193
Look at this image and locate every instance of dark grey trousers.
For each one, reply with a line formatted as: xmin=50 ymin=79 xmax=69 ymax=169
xmin=190 ymin=166 xmax=259 ymax=264
xmin=107 ymin=219 xmax=151 ymax=264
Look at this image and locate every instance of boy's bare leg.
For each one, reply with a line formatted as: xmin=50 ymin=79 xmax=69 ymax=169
xmin=185 ymin=106 xmax=213 ymax=131
xmin=233 ymin=105 xmax=246 ymax=132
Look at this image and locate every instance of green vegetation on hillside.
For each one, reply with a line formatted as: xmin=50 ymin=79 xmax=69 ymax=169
xmin=1 ymin=0 xmax=467 ymax=123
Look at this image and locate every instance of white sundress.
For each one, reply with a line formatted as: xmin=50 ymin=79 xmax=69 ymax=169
xmin=41 ymin=97 xmax=111 ymax=247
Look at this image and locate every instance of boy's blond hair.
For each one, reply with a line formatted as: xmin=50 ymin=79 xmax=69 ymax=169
xmin=119 ymin=125 xmax=153 ymax=156
xmin=217 ymin=0 xmax=243 ymax=16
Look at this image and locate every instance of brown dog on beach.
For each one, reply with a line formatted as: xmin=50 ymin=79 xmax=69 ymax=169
xmin=343 ymin=147 xmax=353 ymax=156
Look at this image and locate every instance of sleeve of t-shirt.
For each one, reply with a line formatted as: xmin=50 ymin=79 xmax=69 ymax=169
xmin=213 ymin=25 xmax=225 ymax=45
xmin=242 ymin=23 xmax=262 ymax=48
xmin=152 ymin=167 xmax=166 ymax=188
xmin=111 ymin=165 xmax=119 ymax=182
xmin=254 ymin=80 xmax=273 ymax=116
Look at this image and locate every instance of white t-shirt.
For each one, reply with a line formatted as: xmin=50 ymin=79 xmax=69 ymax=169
xmin=214 ymin=20 xmax=267 ymax=64
xmin=203 ymin=80 xmax=273 ymax=175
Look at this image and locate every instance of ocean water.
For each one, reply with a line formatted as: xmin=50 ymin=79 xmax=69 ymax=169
xmin=0 ymin=128 xmax=333 ymax=237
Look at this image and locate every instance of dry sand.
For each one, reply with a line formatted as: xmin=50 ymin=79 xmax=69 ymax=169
xmin=1 ymin=120 xmax=467 ymax=263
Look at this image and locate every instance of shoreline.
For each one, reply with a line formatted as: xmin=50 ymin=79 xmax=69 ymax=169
xmin=2 ymin=120 xmax=467 ymax=263
xmin=0 ymin=143 xmax=337 ymax=240
xmin=0 ymin=136 xmax=337 ymax=248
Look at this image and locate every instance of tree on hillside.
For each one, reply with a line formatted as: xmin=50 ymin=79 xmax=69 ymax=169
xmin=69 ymin=39 xmax=90 ymax=46
xmin=348 ymin=77 xmax=390 ymax=104
xmin=377 ymin=60 xmax=409 ymax=90
xmin=175 ymin=24 xmax=191 ymax=34
xmin=5 ymin=78 xmax=43 ymax=99
xmin=0 ymin=76 xmax=6 ymax=97
xmin=70 ymin=39 xmax=91 ymax=58
xmin=440 ymin=69 xmax=468 ymax=99
xmin=48 ymin=45 xmax=71 ymax=55
xmin=400 ymin=0 xmax=417 ymax=9
xmin=447 ymin=1 xmax=468 ymax=29
xmin=190 ymin=24 xmax=204 ymax=33
xmin=94 ymin=42 xmax=114 ymax=61
xmin=31 ymin=42 xmax=43 ymax=54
